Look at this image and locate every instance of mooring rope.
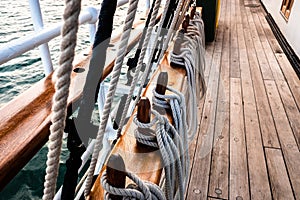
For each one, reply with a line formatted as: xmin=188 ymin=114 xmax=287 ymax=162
xmin=84 ymin=0 xmax=140 ymax=197
xmin=42 ymin=0 xmax=82 ymax=199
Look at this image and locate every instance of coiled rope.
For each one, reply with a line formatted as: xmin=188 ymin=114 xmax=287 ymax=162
xmin=42 ymin=0 xmax=82 ymax=199
xmin=84 ymin=0 xmax=140 ymax=197
xmin=170 ymin=11 xmax=206 ymax=140
xmin=133 ymin=108 xmax=186 ymax=200
xmin=152 ymin=87 xmax=189 ymax=178
xmin=156 ymin=0 xmax=191 ymax=63
xmin=101 ymin=171 xmax=165 ymax=200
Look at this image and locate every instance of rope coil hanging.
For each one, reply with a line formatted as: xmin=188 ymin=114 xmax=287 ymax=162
xmin=101 ymin=171 xmax=165 ymax=200
xmin=101 ymin=7 xmax=207 ymax=200
xmin=133 ymin=107 xmax=187 ymax=200
xmin=170 ymin=10 xmax=206 ymax=140
xmin=42 ymin=0 xmax=82 ymax=199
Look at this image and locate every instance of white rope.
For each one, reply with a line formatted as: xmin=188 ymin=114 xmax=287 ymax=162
xmin=156 ymin=0 xmax=194 ymax=64
xmin=116 ymin=0 xmax=163 ymax=137
xmin=169 ymin=11 xmax=206 ymax=140
xmin=42 ymin=0 xmax=81 ymax=199
xmin=134 ymin=0 xmax=193 ymax=107
xmin=101 ymin=171 xmax=165 ymax=200
xmin=132 ymin=0 xmax=172 ymax=107
xmin=133 ymin=106 xmax=187 ymax=200
xmin=84 ymin=0 xmax=140 ymax=196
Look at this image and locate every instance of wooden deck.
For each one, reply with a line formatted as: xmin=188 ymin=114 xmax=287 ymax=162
xmin=186 ymin=0 xmax=300 ymax=199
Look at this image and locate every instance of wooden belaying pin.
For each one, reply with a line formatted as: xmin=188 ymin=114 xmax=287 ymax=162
xmin=173 ymin=29 xmax=184 ymax=55
xmin=136 ymin=97 xmax=157 ymax=149
xmin=137 ymin=97 xmax=151 ymax=124
xmin=155 ymin=72 xmax=168 ymax=96
xmin=106 ymin=154 xmax=126 ymax=200
xmin=153 ymin=72 xmax=168 ymax=115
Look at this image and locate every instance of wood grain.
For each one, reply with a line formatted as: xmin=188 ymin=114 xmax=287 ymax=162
xmin=88 ymin=54 xmax=187 ymax=199
xmin=265 ymin=148 xmax=295 ymax=200
xmin=0 ymin=16 xmax=148 ymax=190
xmin=265 ymin=80 xmax=300 ymax=199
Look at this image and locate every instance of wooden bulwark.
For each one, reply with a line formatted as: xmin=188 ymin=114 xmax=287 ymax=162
xmin=88 ymin=53 xmax=187 ymax=199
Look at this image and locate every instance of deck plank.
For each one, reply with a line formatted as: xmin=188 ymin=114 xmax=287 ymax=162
xmin=265 ymin=148 xmax=295 ymax=199
xmin=256 ymin=9 xmax=300 ymax=110
xmin=189 ymin=0 xmax=300 ymax=199
xmin=265 ymin=80 xmax=300 ymax=199
xmin=240 ymin=15 xmax=280 ymax=149
xmin=276 ymin=80 xmax=300 ymax=150
xmin=207 ymin=0 xmax=230 ymax=198
xmin=229 ymin=0 xmax=240 ymax=78
xmin=247 ymin=1 xmax=300 ymax=151
xmin=237 ymin=16 xmax=272 ymax=200
xmin=244 ymin=2 xmax=274 ymax=80
xmin=251 ymin=11 xmax=285 ymax=81
xmin=229 ymin=78 xmax=250 ymax=200
xmin=186 ymin=13 xmax=225 ymax=199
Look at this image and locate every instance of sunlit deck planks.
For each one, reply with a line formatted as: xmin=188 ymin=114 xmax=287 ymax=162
xmin=186 ymin=0 xmax=300 ymax=199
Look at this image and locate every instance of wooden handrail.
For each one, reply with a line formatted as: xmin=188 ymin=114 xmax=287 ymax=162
xmin=0 ymin=15 xmax=150 ymax=190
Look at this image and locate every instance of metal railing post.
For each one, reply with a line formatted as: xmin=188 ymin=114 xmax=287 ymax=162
xmin=29 ymin=0 xmax=54 ymax=75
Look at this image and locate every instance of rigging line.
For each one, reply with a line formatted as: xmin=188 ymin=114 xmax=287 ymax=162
xmin=116 ymin=0 xmax=164 ymax=137
xmin=149 ymin=0 xmax=178 ymax=64
xmin=127 ymin=0 xmax=158 ymax=72
xmin=84 ymin=0 xmax=140 ymax=196
xmin=59 ymin=1 xmax=118 ymax=199
xmin=42 ymin=0 xmax=82 ymax=199
xmin=111 ymin=0 xmax=173 ymax=143
xmin=111 ymin=0 xmax=157 ymax=129
xmin=157 ymin=0 xmax=192 ymax=63
xmin=132 ymin=0 xmax=183 ymax=109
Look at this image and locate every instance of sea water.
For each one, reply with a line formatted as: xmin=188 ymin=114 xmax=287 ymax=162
xmin=0 ymin=0 xmax=144 ymax=199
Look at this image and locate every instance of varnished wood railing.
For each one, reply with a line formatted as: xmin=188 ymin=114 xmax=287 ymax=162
xmin=0 ymin=14 xmax=154 ymax=190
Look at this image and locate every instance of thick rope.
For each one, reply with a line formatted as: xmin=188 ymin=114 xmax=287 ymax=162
xmin=116 ymin=0 xmax=163 ymax=137
xmin=133 ymin=0 xmax=193 ymax=107
xmin=133 ymin=107 xmax=187 ymax=200
xmin=101 ymin=171 xmax=165 ymax=200
xmin=42 ymin=0 xmax=81 ymax=199
xmin=84 ymin=0 xmax=140 ymax=197
xmin=169 ymin=11 xmax=206 ymax=140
